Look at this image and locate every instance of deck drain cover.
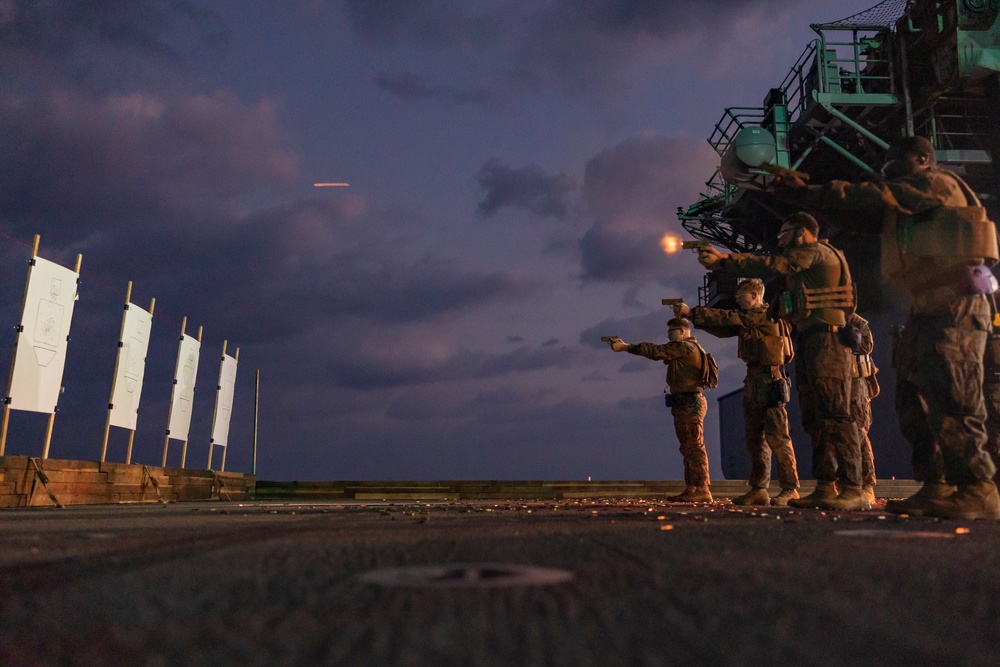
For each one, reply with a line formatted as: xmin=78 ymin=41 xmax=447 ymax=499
xmin=358 ymin=563 xmax=573 ymax=588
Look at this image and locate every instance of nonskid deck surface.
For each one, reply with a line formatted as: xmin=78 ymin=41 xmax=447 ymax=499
xmin=1 ymin=497 xmax=997 ymax=666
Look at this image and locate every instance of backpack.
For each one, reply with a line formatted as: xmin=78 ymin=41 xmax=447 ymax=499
xmin=701 ymin=348 xmax=719 ymax=390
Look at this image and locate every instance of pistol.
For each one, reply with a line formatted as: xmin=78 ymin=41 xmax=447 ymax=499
xmin=600 ymin=336 xmax=616 ymax=342
xmin=757 ymin=163 xmax=810 ymax=182
xmin=681 ymin=240 xmax=712 ymax=252
xmin=661 ymin=298 xmax=685 ymax=306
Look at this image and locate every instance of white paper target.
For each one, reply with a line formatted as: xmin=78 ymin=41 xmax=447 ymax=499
xmin=8 ymin=257 xmax=79 ymax=413
xmin=108 ymin=303 xmax=152 ymax=430
xmin=166 ymin=334 xmax=200 ymax=441
xmin=210 ymin=354 xmax=238 ymax=447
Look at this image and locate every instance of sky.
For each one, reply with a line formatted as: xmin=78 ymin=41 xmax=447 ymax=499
xmin=0 ymin=0 xmax=883 ymax=481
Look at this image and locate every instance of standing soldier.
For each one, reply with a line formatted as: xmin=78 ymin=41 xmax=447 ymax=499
xmin=697 ymin=212 xmax=867 ymax=510
xmin=772 ymin=135 xmax=1000 ymax=519
xmin=606 ymin=318 xmax=716 ymax=502
xmin=674 ymin=279 xmax=800 ymax=506
xmin=844 ymin=312 xmax=879 ymax=505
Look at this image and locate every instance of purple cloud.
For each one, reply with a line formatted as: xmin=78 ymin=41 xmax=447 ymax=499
xmin=476 ymin=159 xmax=576 ymax=220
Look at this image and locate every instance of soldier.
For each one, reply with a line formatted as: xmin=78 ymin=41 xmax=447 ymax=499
xmin=844 ymin=312 xmax=879 ymax=505
xmin=674 ymin=279 xmax=800 ymax=506
xmin=772 ymin=135 xmax=1000 ymax=519
xmin=697 ymin=212 xmax=868 ymax=510
xmin=606 ymin=318 xmax=715 ymax=502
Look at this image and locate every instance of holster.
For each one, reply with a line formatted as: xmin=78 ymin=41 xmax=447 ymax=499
xmin=766 ymin=377 xmax=791 ymax=408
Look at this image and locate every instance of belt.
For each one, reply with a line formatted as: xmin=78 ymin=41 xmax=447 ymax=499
xmin=798 ymin=324 xmax=839 ymax=339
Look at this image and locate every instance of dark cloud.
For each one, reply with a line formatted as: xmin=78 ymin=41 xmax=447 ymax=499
xmin=0 ymin=89 xmax=300 ymax=239
xmin=376 ymin=71 xmax=497 ymax=105
xmin=0 ymin=87 xmax=544 ymax=354
xmin=0 ymin=0 xmax=225 ymax=67
xmin=319 ymin=342 xmax=582 ymax=390
xmin=476 ymin=159 xmax=576 ymax=219
xmin=506 ymin=335 xmax=525 ymax=344
xmin=577 ymin=133 xmax=716 ymax=285
xmin=580 ymin=310 xmax=671 ymax=348
xmin=340 ymin=0 xmax=480 ymax=45
xmin=343 ymin=0 xmax=786 ymax=103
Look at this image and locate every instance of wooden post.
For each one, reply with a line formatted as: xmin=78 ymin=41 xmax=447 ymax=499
xmin=252 ymin=369 xmax=259 ymax=476
xmin=41 ymin=412 xmax=55 ymax=459
xmin=0 ymin=406 xmax=9 ymax=457
xmin=0 ymin=235 xmax=40 ymax=456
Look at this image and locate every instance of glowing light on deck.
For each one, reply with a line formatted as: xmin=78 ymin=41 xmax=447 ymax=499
xmin=313 ymin=183 xmax=350 ymax=187
xmin=660 ymin=234 xmax=681 ymax=254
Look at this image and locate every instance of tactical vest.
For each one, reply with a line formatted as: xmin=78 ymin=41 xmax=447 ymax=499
xmin=666 ymin=338 xmax=712 ymax=394
xmin=738 ymin=316 xmax=794 ymax=366
xmin=778 ymin=241 xmax=855 ymax=324
xmin=885 ymin=169 xmax=1000 ymax=287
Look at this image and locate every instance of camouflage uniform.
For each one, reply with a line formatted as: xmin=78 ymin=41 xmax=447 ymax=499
xmin=690 ymin=305 xmax=799 ymax=492
xmin=718 ymin=242 xmax=861 ymax=487
xmin=628 ymin=339 xmax=711 ymax=487
xmin=845 ymin=313 xmax=877 ymax=488
xmin=800 ymin=168 xmax=997 ymax=486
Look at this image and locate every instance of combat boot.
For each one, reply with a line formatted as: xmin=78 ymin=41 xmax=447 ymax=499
xmin=787 ymin=481 xmax=837 ymax=508
xmin=731 ymin=487 xmax=769 ymax=506
xmin=863 ymin=485 xmax=876 ymax=506
xmin=884 ymin=481 xmax=956 ymax=517
xmin=819 ymin=484 xmax=871 ymax=511
xmin=924 ymin=480 xmax=1000 ymax=520
xmin=770 ymin=488 xmax=799 ymax=506
xmin=667 ymin=485 xmax=713 ymax=503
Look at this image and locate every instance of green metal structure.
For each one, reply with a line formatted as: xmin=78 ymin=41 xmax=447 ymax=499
xmin=680 ymin=0 xmax=1000 ymax=309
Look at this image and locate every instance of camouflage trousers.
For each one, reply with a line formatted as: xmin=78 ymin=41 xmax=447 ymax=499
xmin=743 ymin=367 xmax=798 ymax=490
xmin=670 ymin=392 xmax=709 ymax=487
xmin=795 ymin=329 xmax=862 ymax=486
xmin=851 ymin=376 xmax=876 ymax=488
xmin=895 ymin=295 xmax=996 ymax=485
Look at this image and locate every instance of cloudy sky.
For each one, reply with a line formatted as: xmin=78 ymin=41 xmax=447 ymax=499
xmin=0 ymin=0 xmax=880 ymax=480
